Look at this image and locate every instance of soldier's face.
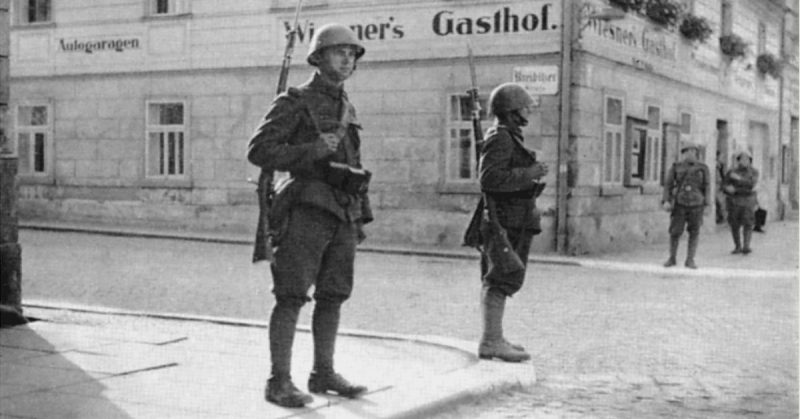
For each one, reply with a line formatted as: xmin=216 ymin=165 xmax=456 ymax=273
xmin=317 ymin=45 xmax=358 ymax=83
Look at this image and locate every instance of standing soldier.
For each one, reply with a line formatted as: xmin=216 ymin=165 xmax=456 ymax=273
xmin=723 ymin=151 xmax=759 ymax=254
xmin=246 ymin=23 xmax=372 ymax=408
xmin=661 ymin=143 xmax=711 ymax=269
xmin=476 ymin=83 xmax=548 ymax=362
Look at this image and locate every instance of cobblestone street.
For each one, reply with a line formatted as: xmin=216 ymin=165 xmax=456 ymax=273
xmin=19 ymin=230 xmax=798 ymax=418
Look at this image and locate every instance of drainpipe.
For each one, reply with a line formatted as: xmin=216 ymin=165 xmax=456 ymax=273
xmin=555 ymin=0 xmax=573 ymax=254
xmin=776 ymin=4 xmax=787 ymax=219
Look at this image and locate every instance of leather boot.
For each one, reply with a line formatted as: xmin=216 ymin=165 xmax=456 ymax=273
xmin=308 ymin=299 xmax=367 ymax=398
xmin=266 ymin=376 xmax=313 ymax=408
xmin=742 ymin=228 xmax=753 ymax=254
xmin=478 ymin=287 xmax=530 ymax=362
xmin=730 ymin=226 xmax=742 ymax=254
xmin=664 ymin=235 xmax=679 ymax=267
xmin=266 ymin=298 xmax=311 ymax=408
xmin=685 ymin=233 xmax=699 ymax=269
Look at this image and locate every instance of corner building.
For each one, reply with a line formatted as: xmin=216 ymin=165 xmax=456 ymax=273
xmin=8 ymin=0 xmax=796 ymax=254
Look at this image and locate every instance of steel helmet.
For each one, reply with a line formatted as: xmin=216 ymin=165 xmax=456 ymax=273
xmin=680 ymin=142 xmax=699 ymax=153
xmin=306 ymin=23 xmax=365 ymax=66
xmin=488 ymin=83 xmax=535 ymax=117
xmin=735 ymin=150 xmax=752 ymax=161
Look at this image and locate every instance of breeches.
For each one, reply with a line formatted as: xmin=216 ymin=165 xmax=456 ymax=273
xmin=270 ymin=205 xmax=357 ymax=303
xmin=669 ymin=205 xmax=704 ymax=236
xmin=480 ymin=227 xmax=534 ymax=295
xmin=727 ymin=203 xmax=755 ymax=228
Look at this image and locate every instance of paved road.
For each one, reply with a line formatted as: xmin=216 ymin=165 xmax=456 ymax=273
xmin=19 ymin=230 xmax=798 ymax=418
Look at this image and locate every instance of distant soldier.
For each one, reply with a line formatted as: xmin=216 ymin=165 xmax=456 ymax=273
xmin=662 ymin=143 xmax=710 ymax=269
xmin=723 ymin=151 xmax=759 ymax=254
xmin=247 ymin=24 xmax=371 ymax=408
xmin=475 ymin=83 xmax=548 ymax=362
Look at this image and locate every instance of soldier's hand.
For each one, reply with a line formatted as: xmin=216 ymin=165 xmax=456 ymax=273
xmin=528 ymin=163 xmax=549 ymax=180
xmin=662 ymin=201 xmax=673 ymax=212
xmin=320 ymin=133 xmax=341 ymax=152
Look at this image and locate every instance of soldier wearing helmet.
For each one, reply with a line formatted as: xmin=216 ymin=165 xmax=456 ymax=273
xmin=247 ymin=23 xmax=370 ymax=408
xmin=661 ymin=142 xmax=711 ymax=269
xmin=723 ymin=150 xmax=759 ymax=254
xmin=476 ymin=83 xmax=548 ymax=362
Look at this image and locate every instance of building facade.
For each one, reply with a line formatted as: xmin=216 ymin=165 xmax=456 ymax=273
xmin=8 ymin=0 xmax=796 ymax=254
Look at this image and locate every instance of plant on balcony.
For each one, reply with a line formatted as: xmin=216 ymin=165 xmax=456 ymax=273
xmin=756 ymin=52 xmax=783 ymax=78
xmin=609 ymin=0 xmax=646 ymax=13
xmin=719 ymin=34 xmax=749 ymax=59
xmin=644 ymin=0 xmax=682 ymax=27
xmin=679 ymin=14 xmax=713 ymax=43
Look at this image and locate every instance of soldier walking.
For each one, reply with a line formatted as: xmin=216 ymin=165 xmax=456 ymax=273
xmin=661 ymin=143 xmax=711 ymax=269
xmin=246 ymin=24 xmax=372 ymax=408
xmin=723 ymin=151 xmax=759 ymax=254
xmin=474 ymin=83 xmax=548 ymax=362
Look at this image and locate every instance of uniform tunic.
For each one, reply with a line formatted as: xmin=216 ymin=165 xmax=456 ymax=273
xmin=662 ymin=160 xmax=710 ymax=236
xmin=478 ymin=123 xmax=545 ymax=296
xmin=247 ymin=73 xmax=371 ymax=302
xmin=724 ymin=166 xmax=759 ymax=228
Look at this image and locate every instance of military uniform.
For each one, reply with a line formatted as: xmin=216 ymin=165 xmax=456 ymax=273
xmin=247 ymin=23 xmax=370 ymax=408
xmin=662 ymin=152 xmax=710 ymax=268
xmin=724 ymin=153 xmax=758 ymax=254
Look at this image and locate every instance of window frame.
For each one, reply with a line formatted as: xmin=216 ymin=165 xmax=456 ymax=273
xmin=441 ymin=91 xmax=491 ymax=191
xmin=601 ymin=92 xmax=626 ymax=188
xmin=144 ymin=99 xmax=189 ymax=180
xmin=12 ymin=0 xmax=53 ymax=26
xmin=146 ymin=0 xmax=190 ymax=17
xmin=15 ymin=100 xmax=53 ymax=179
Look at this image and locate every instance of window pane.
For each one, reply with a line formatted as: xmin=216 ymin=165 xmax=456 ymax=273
xmin=34 ymin=133 xmax=45 ymax=172
xmin=18 ymin=133 xmax=30 ymax=173
xmin=167 ymin=132 xmax=176 ymax=175
xmin=178 ymin=133 xmax=184 ymax=174
xmin=647 ymin=106 xmax=660 ymax=130
xmin=17 ymin=106 xmax=46 ymax=126
xmin=680 ymin=113 xmax=691 ymax=134
xmin=459 ymin=96 xmax=471 ymax=121
xmin=606 ymin=98 xmax=622 ymax=125
xmin=604 ymin=132 xmax=613 ymax=182
xmin=156 ymin=0 xmax=169 ymax=14
xmin=614 ymin=132 xmax=622 ymax=182
xmin=458 ymin=128 xmax=472 ymax=179
xmin=149 ymin=103 xmax=183 ymax=125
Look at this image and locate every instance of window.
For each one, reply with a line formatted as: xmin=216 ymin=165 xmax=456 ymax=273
xmin=644 ymin=105 xmax=662 ymax=184
xmin=720 ymin=1 xmax=733 ymax=36
xmin=18 ymin=0 xmax=50 ymax=24
xmin=146 ymin=101 xmax=186 ymax=178
xmin=16 ymin=104 xmax=50 ymax=175
xmin=149 ymin=0 xmax=187 ymax=15
xmin=680 ymin=112 xmax=692 ymax=135
xmin=602 ymin=95 xmax=625 ymax=184
xmin=445 ymin=94 xmax=489 ymax=182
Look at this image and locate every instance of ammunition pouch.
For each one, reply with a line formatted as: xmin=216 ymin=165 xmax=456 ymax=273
xmin=325 ymin=162 xmax=371 ymax=195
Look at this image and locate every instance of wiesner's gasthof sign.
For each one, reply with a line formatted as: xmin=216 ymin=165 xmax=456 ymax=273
xmin=513 ymin=66 xmax=559 ymax=95
xmin=58 ymin=37 xmax=141 ymax=54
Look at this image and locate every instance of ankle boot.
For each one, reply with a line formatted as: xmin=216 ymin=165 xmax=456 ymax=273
xmin=731 ymin=226 xmax=742 ymax=253
xmin=266 ymin=376 xmax=313 ymax=408
xmin=478 ymin=288 xmax=530 ymax=362
xmin=664 ymin=235 xmax=679 ymax=267
xmin=685 ymin=233 xmax=699 ymax=269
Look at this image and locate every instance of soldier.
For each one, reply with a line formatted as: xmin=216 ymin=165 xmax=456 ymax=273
xmin=661 ymin=143 xmax=711 ymax=269
xmin=246 ymin=23 xmax=372 ymax=408
xmin=723 ymin=151 xmax=759 ymax=254
xmin=477 ymin=83 xmax=548 ymax=362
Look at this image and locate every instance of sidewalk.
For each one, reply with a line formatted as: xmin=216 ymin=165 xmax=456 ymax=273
xmin=1 ymin=304 xmax=535 ymax=419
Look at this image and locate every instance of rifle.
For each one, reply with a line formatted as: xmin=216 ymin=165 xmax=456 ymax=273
xmin=466 ymin=41 xmax=483 ymax=172
xmin=252 ymin=0 xmax=303 ymax=264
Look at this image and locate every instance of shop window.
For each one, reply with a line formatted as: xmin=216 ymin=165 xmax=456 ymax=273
xmin=16 ymin=104 xmax=50 ymax=175
xmin=149 ymin=0 xmax=187 ymax=16
xmin=445 ymin=93 xmax=489 ymax=183
xmin=146 ymin=101 xmax=186 ymax=178
xmin=602 ymin=95 xmax=625 ymax=185
xmin=16 ymin=0 xmax=50 ymax=24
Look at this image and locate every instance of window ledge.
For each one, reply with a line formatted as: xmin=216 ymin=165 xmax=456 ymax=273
xmin=11 ymin=22 xmax=56 ymax=30
xmin=599 ymin=184 xmax=625 ymax=196
xmin=17 ymin=174 xmax=55 ymax=185
xmin=142 ymin=13 xmax=192 ymax=22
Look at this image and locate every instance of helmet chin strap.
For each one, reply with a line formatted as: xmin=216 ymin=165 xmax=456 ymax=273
xmin=510 ymin=110 xmax=528 ymax=127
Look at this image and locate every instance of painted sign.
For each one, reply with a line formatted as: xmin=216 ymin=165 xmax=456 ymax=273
xmin=512 ymin=65 xmax=559 ymax=95
xmin=275 ymin=0 xmax=562 ymax=60
xmin=58 ymin=37 xmax=142 ymax=54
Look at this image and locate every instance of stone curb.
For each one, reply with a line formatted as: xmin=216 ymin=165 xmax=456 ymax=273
xmin=21 ymin=300 xmax=536 ymax=419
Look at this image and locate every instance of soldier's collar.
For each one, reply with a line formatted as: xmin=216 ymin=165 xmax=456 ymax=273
xmin=309 ymin=72 xmax=346 ymax=100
